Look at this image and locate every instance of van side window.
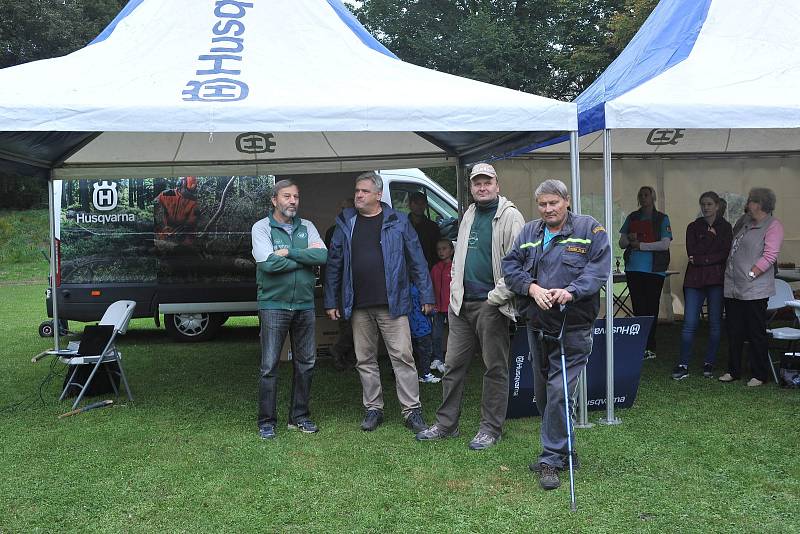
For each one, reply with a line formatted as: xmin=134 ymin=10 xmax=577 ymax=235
xmin=388 ymin=182 xmax=459 ymax=239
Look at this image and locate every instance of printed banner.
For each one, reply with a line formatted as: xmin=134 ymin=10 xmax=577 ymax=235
xmin=507 ymin=316 xmax=653 ymax=418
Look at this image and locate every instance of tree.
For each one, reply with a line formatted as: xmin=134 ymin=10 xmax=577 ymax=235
xmin=0 ymin=0 xmax=126 ymax=69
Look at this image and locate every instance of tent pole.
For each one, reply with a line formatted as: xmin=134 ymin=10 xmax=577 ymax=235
xmin=569 ymin=131 xmax=592 ymax=429
xmin=600 ymin=129 xmax=621 ymax=425
xmin=456 ymin=160 xmax=466 ymax=217
xmin=48 ymin=175 xmax=60 ymax=352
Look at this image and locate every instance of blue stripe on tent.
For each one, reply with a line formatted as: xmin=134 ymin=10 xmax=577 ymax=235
xmin=88 ymin=0 xmax=146 ymax=45
xmin=326 ymin=0 xmax=398 ymax=59
xmin=576 ymin=0 xmax=713 ymax=134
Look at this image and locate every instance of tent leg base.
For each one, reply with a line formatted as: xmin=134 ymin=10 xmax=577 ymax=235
xmin=598 ymin=417 xmax=622 ymax=426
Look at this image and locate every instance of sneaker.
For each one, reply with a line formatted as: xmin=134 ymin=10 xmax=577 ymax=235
xmin=419 ymin=373 xmax=441 ymax=384
xmin=404 ymin=409 xmax=428 ymax=434
xmin=718 ymin=373 xmax=736 ymax=382
xmin=529 ymin=452 xmax=580 ymax=472
xmin=431 ymin=359 xmax=446 ymax=373
xmin=287 ymin=419 xmax=319 ymax=433
xmin=538 ymin=463 xmax=561 ymax=490
xmin=258 ymin=424 xmax=276 ymax=440
xmin=361 ymin=409 xmax=384 ymax=431
xmin=703 ymin=363 xmax=714 ymax=378
xmin=643 ymin=350 xmax=657 ymax=360
xmin=468 ymin=431 xmax=500 ymax=451
xmin=415 ymin=423 xmax=460 ymax=441
xmin=747 ymin=377 xmax=764 ymax=387
xmin=671 ymin=364 xmax=689 ymax=380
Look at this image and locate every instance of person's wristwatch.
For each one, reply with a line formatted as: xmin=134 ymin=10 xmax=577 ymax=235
xmin=747 ymin=270 xmax=756 ymax=280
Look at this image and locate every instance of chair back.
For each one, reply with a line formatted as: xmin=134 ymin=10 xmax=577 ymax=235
xmin=786 ymin=300 xmax=800 ymax=322
xmin=767 ymin=279 xmax=794 ymax=312
xmin=98 ymin=300 xmax=137 ymax=334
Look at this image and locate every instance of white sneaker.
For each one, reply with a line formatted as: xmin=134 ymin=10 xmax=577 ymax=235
xmin=430 ymin=359 xmax=444 ymax=373
xmin=718 ymin=373 xmax=736 ymax=382
xmin=747 ymin=378 xmax=764 ymax=387
xmin=419 ymin=373 xmax=441 ymax=384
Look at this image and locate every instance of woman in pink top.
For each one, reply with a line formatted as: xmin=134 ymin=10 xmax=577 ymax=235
xmin=430 ymin=238 xmax=454 ymax=373
xmin=720 ymin=187 xmax=784 ymax=386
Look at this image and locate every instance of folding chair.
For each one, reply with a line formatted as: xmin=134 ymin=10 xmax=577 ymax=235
xmin=766 ymin=294 xmax=800 ymax=386
xmin=59 ymin=300 xmax=136 ymax=410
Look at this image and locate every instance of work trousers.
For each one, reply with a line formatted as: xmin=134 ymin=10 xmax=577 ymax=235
xmin=725 ymin=297 xmax=769 ymax=381
xmin=257 ymin=309 xmax=316 ymax=428
xmin=436 ymin=300 xmax=510 ymax=438
xmin=626 ymin=271 xmax=665 ymax=352
xmin=527 ymin=325 xmax=593 ymax=468
xmin=351 ymin=306 xmax=421 ymax=416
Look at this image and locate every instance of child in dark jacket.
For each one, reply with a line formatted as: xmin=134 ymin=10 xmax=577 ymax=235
xmin=430 ymin=239 xmax=454 ymax=373
xmin=410 ymin=283 xmax=440 ymax=383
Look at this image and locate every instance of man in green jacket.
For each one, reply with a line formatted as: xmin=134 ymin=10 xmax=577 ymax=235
xmin=251 ymin=179 xmax=327 ymax=440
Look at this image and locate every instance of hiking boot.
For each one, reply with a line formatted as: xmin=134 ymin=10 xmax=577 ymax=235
xmin=287 ymin=419 xmax=319 ymax=433
xmin=419 ymin=373 xmax=441 ymax=384
xmin=529 ymin=452 xmax=580 ymax=472
xmin=671 ymin=364 xmax=689 ymax=380
xmin=468 ymin=431 xmax=500 ymax=451
xmin=404 ymin=409 xmax=428 ymax=434
xmin=258 ymin=424 xmax=276 ymax=440
xmin=747 ymin=377 xmax=764 ymax=387
xmin=415 ymin=423 xmax=460 ymax=441
xmin=703 ymin=363 xmax=714 ymax=378
xmin=538 ymin=463 xmax=561 ymax=490
xmin=643 ymin=350 xmax=657 ymax=360
xmin=718 ymin=373 xmax=736 ymax=382
xmin=361 ymin=409 xmax=384 ymax=431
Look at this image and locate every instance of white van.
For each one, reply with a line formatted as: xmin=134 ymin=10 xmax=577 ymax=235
xmin=45 ymin=169 xmax=457 ymax=341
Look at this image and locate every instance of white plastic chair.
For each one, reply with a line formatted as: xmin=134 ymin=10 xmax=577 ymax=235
xmin=767 ymin=279 xmax=795 ymax=325
xmin=59 ymin=300 xmax=136 ymax=410
xmin=767 ymin=298 xmax=800 ymax=385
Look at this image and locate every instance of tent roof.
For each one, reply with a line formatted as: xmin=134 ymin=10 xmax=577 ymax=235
xmin=0 ymin=0 xmax=576 ymax=178
xmin=578 ymin=0 xmax=800 ymax=133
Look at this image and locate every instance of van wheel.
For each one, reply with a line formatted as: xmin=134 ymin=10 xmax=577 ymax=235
xmin=39 ymin=319 xmax=69 ymax=337
xmin=164 ymin=313 xmax=222 ymax=342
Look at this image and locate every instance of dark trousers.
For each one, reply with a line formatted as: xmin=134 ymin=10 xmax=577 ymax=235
xmin=412 ymin=334 xmax=433 ymax=375
xmin=527 ymin=325 xmax=593 ymax=468
xmin=257 ymin=309 xmax=316 ymax=428
xmin=725 ymin=298 xmax=769 ymax=381
xmin=626 ymin=271 xmax=665 ymax=352
xmin=431 ymin=312 xmax=447 ymax=362
xmin=436 ymin=301 xmax=510 ymax=438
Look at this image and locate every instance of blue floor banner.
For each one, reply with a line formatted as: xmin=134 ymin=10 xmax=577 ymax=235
xmin=507 ymin=316 xmax=654 ymax=419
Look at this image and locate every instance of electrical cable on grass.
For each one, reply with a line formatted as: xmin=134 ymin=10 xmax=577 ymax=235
xmin=0 ymin=356 xmax=66 ymax=414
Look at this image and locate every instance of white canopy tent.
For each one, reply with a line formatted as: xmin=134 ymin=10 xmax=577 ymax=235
xmin=523 ymin=0 xmax=800 ymax=424
xmin=0 ymin=0 xmax=578 ymax=354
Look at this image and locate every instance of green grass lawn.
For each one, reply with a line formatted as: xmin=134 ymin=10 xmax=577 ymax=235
xmin=1 ymin=280 xmax=799 ymax=532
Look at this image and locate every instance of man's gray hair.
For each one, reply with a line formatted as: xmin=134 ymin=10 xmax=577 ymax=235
xmin=748 ymin=187 xmax=777 ymax=214
xmin=534 ymin=179 xmax=570 ymax=200
xmin=271 ymin=179 xmax=297 ymax=198
xmin=355 ymin=171 xmax=383 ymax=192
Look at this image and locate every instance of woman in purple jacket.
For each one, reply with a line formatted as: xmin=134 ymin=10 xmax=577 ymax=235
xmin=672 ymin=192 xmax=732 ymax=380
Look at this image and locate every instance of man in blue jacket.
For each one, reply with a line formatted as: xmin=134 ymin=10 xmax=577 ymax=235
xmin=324 ymin=171 xmax=434 ymax=433
xmin=503 ymin=179 xmax=610 ymax=491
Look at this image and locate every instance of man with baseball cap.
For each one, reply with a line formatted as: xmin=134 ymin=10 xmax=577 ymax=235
xmin=416 ymin=163 xmax=525 ymax=450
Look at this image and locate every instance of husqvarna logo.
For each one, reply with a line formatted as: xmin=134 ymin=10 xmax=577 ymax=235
xmin=646 ymin=128 xmax=685 ymax=146
xmin=236 ymin=132 xmax=276 ymax=154
xmin=92 ymin=181 xmax=118 ymax=211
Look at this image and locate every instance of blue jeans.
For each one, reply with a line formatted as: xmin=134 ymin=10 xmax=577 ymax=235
xmin=257 ymin=309 xmax=316 ymax=428
xmin=679 ymin=285 xmax=723 ymax=366
xmin=431 ymin=312 xmax=447 ymax=362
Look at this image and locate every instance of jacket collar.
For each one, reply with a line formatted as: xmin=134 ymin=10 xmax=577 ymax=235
xmin=268 ymin=213 xmax=300 ymax=231
xmin=533 ymin=211 xmax=575 ymax=238
xmin=339 ymin=201 xmax=398 ymax=228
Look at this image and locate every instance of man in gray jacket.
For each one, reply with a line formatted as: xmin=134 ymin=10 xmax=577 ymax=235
xmin=502 ymin=179 xmax=610 ymax=490
xmin=416 ymin=163 xmax=524 ymax=450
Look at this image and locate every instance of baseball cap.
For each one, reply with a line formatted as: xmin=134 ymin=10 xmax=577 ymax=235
xmin=469 ymin=163 xmax=497 ymax=180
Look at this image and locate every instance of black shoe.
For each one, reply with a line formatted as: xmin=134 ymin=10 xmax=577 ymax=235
xmin=258 ymin=424 xmax=276 ymax=440
xmin=361 ymin=409 xmax=384 ymax=431
xmin=671 ymin=364 xmax=689 ymax=380
xmin=287 ymin=419 xmax=319 ymax=433
xmin=404 ymin=408 xmax=428 ymax=434
xmin=529 ymin=452 xmax=580 ymax=472
xmin=703 ymin=363 xmax=714 ymax=378
xmin=538 ymin=463 xmax=561 ymax=490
